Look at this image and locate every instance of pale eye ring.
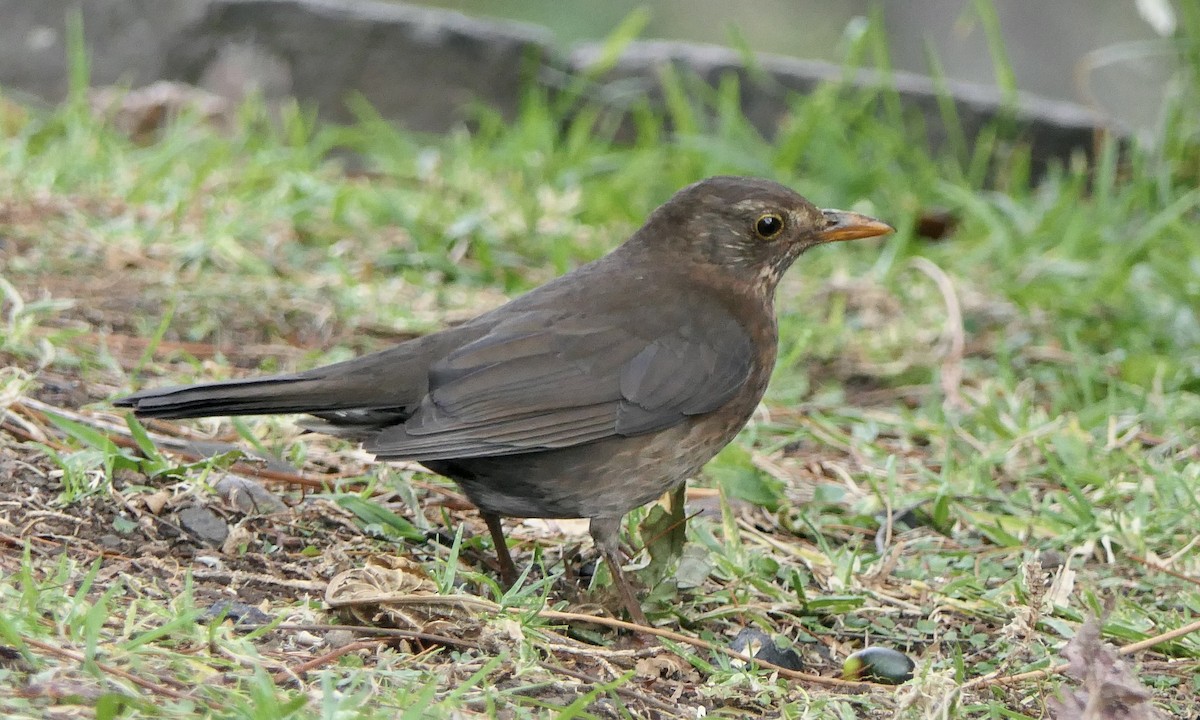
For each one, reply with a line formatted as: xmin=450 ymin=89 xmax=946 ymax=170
xmin=754 ymin=213 xmax=785 ymax=239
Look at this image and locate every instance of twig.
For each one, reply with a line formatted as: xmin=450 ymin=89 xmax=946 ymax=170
xmin=1116 ymin=616 xmax=1200 ymax=655
xmin=967 ymin=615 xmax=1200 ymax=688
xmin=191 ymin=568 xmax=326 ymax=593
xmin=1123 ymin=551 xmax=1200 ymax=588
xmin=541 ymin=661 xmax=683 ymax=716
xmin=534 ymin=609 xmax=879 ymax=689
xmin=0 ymin=531 xmax=56 ymax=555
xmin=266 ymin=607 xmax=881 ymax=691
xmin=266 ymin=623 xmax=683 ymax=714
xmin=909 ymin=257 xmax=965 ymax=410
xmin=23 ymin=636 xmax=203 ymax=704
xmin=273 ymin=639 xmax=393 ymax=684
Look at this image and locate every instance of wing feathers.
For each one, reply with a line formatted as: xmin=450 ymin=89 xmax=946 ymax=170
xmin=368 ymin=402 xmax=615 ymax=460
xmin=366 ymin=307 xmax=755 ymax=459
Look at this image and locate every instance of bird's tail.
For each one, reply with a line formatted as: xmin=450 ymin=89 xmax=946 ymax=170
xmin=115 ymin=326 xmax=472 ymax=423
xmin=113 ymin=342 xmax=433 ymax=421
xmin=113 ymin=373 xmax=347 ymax=419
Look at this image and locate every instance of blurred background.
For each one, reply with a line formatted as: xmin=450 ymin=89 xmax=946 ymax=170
xmin=0 ymin=0 xmax=1187 ymax=140
xmin=416 ymin=0 xmax=1181 ymax=133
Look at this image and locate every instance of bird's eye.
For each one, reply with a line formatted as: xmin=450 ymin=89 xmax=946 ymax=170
xmin=754 ymin=213 xmax=785 ymax=239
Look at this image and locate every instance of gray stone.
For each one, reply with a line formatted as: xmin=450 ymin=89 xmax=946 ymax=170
xmin=0 ymin=0 xmax=1116 ymax=175
xmin=198 ymin=600 xmax=273 ymax=625
xmin=177 ymin=505 xmax=229 ymax=546
xmin=164 ymin=0 xmax=554 ymax=132
xmin=569 ymin=40 xmax=1115 ymax=173
xmin=214 ymin=474 xmax=288 ymax=515
xmin=0 ymin=0 xmax=208 ymax=104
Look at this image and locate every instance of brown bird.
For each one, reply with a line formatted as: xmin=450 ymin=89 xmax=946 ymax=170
xmin=116 ymin=176 xmax=893 ymax=624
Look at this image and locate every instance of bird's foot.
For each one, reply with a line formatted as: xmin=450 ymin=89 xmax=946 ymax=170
xmin=601 ymin=548 xmax=651 ymax=626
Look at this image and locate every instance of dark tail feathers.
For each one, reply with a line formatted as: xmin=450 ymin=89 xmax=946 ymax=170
xmin=115 ymin=374 xmax=351 ymax=420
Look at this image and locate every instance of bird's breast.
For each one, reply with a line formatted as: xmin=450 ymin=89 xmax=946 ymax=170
xmin=430 ymin=313 xmax=780 ymax=521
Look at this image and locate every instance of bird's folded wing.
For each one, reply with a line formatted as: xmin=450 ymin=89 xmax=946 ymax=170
xmin=365 ymin=309 xmax=752 ymax=460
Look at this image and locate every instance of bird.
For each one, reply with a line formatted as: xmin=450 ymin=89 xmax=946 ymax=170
xmin=116 ymin=176 xmax=893 ymax=625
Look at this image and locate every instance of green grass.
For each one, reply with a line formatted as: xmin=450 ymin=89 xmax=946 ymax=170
xmin=1 ymin=10 xmax=1199 ymax=719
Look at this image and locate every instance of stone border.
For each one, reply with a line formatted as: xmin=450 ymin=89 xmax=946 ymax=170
xmin=567 ymin=40 xmax=1109 ymax=171
xmin=3 ymin=0 xmax=1116 ymax=168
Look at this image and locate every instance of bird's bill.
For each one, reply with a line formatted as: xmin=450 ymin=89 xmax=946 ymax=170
xmin=818 ymin=210 xmax=895 ymax=243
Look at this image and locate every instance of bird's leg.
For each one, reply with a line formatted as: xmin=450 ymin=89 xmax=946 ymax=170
xmin=481 ymin=512 xmax=518 ymax=587
xmin=589 ymin=516 xmax=650 ymax=626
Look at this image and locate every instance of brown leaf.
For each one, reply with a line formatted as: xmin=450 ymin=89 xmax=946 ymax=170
xmin=1050 ymin=616 xmax=1164 ymax=720
xmin=325 ymin=556 xmax=482 ymax=630
xmin=142 ymin=490 xmax=170 ymax=515
xmin=88 ymin=81 xmax=232 ymax=143
xmin=634 ymin=654 xmax=699 ymax=683
xmin=220 ymin=523 xmax=255 ymax=556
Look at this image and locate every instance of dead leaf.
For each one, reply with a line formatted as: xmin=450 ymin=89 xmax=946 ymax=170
xmin=142 ymin=491 xmax=170 ymax=515
xmin=325 ymin=555 xmax=485 ymax=630
xmin=634 ymin=654 xmax=699 ymax=682
xmin=1050 ymin=615 xmax=1164 ymax=719
xmin=220 ymin=523 xmax=254 ymax=556
xmin=88 ymin=81 xmax=232 ymax=143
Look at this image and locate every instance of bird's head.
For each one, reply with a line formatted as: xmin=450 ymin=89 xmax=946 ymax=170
xmin=638 ymin=176 xmax=893 ymax=292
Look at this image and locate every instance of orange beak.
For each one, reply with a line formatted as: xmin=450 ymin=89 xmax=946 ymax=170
xmin=818 ymin=209 xmax=895 ymax=243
